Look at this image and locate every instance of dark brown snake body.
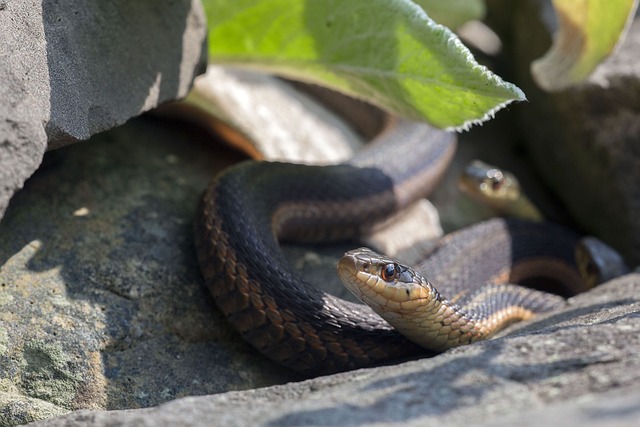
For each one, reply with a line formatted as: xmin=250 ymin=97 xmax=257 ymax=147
xmin=194 ymin=121 xmax=619 ymax=375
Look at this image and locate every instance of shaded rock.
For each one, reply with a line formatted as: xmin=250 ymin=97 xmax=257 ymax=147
xmin=28 ymin=274 xmax=640 ymax=426
xmin=0 ymin=117 xmax=300 ymax=425
xmin=511 ymin=2 xmax=640 ymax=264
xmin=0 ymin=0 xmax=207 ymax=219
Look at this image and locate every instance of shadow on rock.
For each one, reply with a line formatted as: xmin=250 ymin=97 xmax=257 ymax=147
xmin=0 ymin=116 xmax=298 ymax=415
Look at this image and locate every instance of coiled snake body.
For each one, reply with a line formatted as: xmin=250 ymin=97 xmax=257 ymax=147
xmin=195 ymin=120 xmax=619 ymax=375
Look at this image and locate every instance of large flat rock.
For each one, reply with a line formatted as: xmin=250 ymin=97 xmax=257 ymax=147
xmin=29 ymin=273 xmax=640 ymax=426
xmin=0 ymin=0 xmax=207 ymax=220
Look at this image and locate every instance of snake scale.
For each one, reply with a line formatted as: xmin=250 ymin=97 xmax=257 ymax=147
xmin=194 ymin=120 xmax=622 ymax=375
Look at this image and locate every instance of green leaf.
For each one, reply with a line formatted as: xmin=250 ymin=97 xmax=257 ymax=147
xmin=531 ymin=0 xmax=639 ymax=92
xmin=204 ymin=0 xmax=524 ymax=130
xmin=413 ymin=0 xmax=486 ymax=30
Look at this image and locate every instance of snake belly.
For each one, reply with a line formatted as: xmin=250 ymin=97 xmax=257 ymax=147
xmin=194 ymin=120 xmax=590 ymax=375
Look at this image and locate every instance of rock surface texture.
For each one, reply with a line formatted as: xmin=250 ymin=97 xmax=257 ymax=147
xmin=512 ymin=3 xmax=640 ymax=265
xmin=29 ymin=274 xmax=640 ymax=426
xmin=0 ymin=117 xmax=302 ymax=426
xmin=0 ymin=0 xmax=207 ymax=220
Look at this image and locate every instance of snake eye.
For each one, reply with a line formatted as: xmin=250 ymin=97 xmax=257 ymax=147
xmin=487 ymin=170 xmax=504 ymax=191
xmin=490 ymin=177 xmax=503 ymax=191
xmin=381 ymin=263 xmax=398 ymax=282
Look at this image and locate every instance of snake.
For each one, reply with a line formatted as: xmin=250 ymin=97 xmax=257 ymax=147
xmin=338 ymin=222 xmax=577 ymax=352
xmin=194 ymin=119 xmax=626 ymax=375
xmin=457 ymin=159 xmax=543 ymax=221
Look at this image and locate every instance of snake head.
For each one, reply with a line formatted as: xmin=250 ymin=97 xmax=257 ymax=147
xmin=337 ymin=247 xmax=436 ymax=315
xmin=458 ymin=160 xmax=520 ymax=209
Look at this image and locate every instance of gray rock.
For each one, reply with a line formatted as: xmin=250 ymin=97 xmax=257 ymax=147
xmin=0 ymin=0 xmax=207 ymax=219
xmin=28 ymin=274 xmax=640 ymax=426
xmin=0 ymin=117 xmax=299 ymax=426
xmin=0 ymin=0 xmax=51 ymax=231
xmin=511 ymin=2 xmax=640 ymax=264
